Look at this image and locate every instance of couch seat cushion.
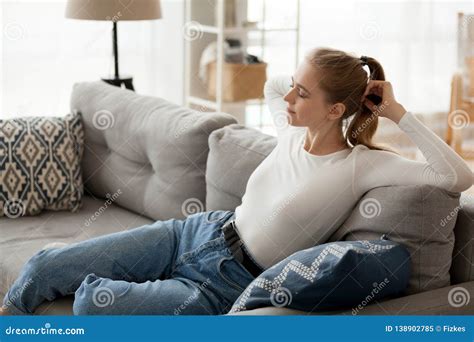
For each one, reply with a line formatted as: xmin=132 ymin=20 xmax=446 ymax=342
xmin=0 ymin=195 xmax=152 ymax=308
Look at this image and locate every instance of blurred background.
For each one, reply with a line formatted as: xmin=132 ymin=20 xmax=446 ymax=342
xmin=1 ymin=0 xmax=473 ymax=173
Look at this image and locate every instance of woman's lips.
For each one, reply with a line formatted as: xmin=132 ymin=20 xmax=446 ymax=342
xmin=287 ymin=108 xmax=296 ymax=115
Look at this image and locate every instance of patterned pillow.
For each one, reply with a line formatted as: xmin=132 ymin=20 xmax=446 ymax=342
xmin=0 ymin=112 xmax=84 ymax=217
xmin=230 ymin=238 xmax=411 ymax=314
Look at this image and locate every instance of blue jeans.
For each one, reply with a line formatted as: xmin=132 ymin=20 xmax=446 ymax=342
xmin=2 ymin=210 xmax=258 ymax=315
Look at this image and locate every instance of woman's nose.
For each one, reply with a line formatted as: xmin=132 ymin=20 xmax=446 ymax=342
xmin=283 ymin=88 xmax=295 ymax=103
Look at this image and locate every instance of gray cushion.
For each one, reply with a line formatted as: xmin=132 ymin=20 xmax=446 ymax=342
xmin=451 ymin=193 xmax=474 ymax=285
xmin=229 ymin=239 xmax=410 ymax=314
xmin=0 ymin=195 xmax=153 ymax=304
xmin=206 ymin=124 xmax=462 ymax=295
xmin=329 ymin=185 xmax=460 ymax=294
xmin=71 ymin=81 xmax=237 ymax=221
xmin=0 ymin=112 xmax=84 ymax=217
xmin=206 ymin=124 xmax=277 ymax=210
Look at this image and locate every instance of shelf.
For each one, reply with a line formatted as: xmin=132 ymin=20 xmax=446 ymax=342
xmin=196 ymin=25 xmax=219 ymax=34
xmin=189 ymin=25 xmax=298 ymax=35
xmin=184 ymin=0 xmax=300 ymax=127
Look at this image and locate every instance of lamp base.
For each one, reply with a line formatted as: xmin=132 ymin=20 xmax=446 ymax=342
xmin=101 ymin=75 xmax=134 ymax=91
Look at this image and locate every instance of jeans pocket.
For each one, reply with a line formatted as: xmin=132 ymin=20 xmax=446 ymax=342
xmin=175 ymin=237 xmax=223 ymax=268
xmin=217 ymin=255 xmax=255 ymax=293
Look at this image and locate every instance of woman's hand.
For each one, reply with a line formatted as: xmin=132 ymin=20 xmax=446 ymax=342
xmin=362 ymin=80 xmax=407 ymax=124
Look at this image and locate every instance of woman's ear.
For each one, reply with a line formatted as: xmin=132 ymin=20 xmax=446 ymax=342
xmin=327 ymin=103 xmax=346 ymax=121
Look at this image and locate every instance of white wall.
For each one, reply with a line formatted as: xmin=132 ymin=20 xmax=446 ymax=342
xmin=1 ymin=0 xmax=185 ymax=119
xmin=2 ymin=0 xmax=473 ymax=122
xmin=147 ymin=0 xmax=185 ymax=104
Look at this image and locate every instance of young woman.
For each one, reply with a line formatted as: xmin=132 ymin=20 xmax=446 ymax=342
xmin=2 ymin=48 xmax=472 ymax=315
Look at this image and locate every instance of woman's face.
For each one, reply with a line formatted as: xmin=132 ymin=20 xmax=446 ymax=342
xmin=283 ymin=60 xmax=336 ymax=130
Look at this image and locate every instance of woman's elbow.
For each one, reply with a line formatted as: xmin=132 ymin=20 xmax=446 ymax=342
xmin=447 ymin=170 xmax=473 ymax=193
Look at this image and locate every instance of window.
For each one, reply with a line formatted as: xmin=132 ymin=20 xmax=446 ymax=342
xmin=246 ymin=0 xmax=473 ymax=135
xmin=1 ymin=0 xmax=184 ymax=119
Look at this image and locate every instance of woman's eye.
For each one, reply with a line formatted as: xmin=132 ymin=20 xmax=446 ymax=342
xmin=289 ymin=83 xmax=307 ymax=98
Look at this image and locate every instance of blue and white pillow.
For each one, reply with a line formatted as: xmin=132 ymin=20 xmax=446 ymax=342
xmin=230 ymin=238 xmax=410 ymax=313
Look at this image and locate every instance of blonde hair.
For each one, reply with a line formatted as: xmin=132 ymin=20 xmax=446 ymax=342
xmin=306 ymin=47 xmax=398 ymax=154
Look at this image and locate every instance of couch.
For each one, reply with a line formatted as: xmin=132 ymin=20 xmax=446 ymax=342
xmin=1 ymin=81 xmax=473 ymax=315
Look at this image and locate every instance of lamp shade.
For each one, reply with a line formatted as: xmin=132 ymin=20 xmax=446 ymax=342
xmin=65 ymin=0 xmax=162 ymax=21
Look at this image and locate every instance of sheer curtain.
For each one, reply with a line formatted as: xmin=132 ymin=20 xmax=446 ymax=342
xmin=298 ymin=0 xmax=473 ymax=114
xmin=3 ymin=1 xmax=473 ymax=122
xmin=1 ymin=0 xmax=185 ymax=119
xmin=247 ymin=0 xmax=473 ymax=138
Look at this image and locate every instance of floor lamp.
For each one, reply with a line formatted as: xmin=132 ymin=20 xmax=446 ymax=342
xmin=65 ymin=0 xmax=162 ymax=91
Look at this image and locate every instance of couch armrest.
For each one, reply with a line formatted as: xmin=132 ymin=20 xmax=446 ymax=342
xmin=227 ymin=281 xmax=474 ymax=315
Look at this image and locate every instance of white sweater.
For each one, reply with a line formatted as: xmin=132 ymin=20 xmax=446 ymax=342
xmin=234 ymin=75 xmax=473 ymax=269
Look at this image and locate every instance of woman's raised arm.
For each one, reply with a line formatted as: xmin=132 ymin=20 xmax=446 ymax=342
xmin=356 ymin=81 xmax=472 ymax=193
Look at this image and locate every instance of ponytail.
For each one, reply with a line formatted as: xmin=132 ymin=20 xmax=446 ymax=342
xmin=307 ymin=48 xmax=398 ymax=154
xmin=344 ymin=57 xmax=397 ymax=153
